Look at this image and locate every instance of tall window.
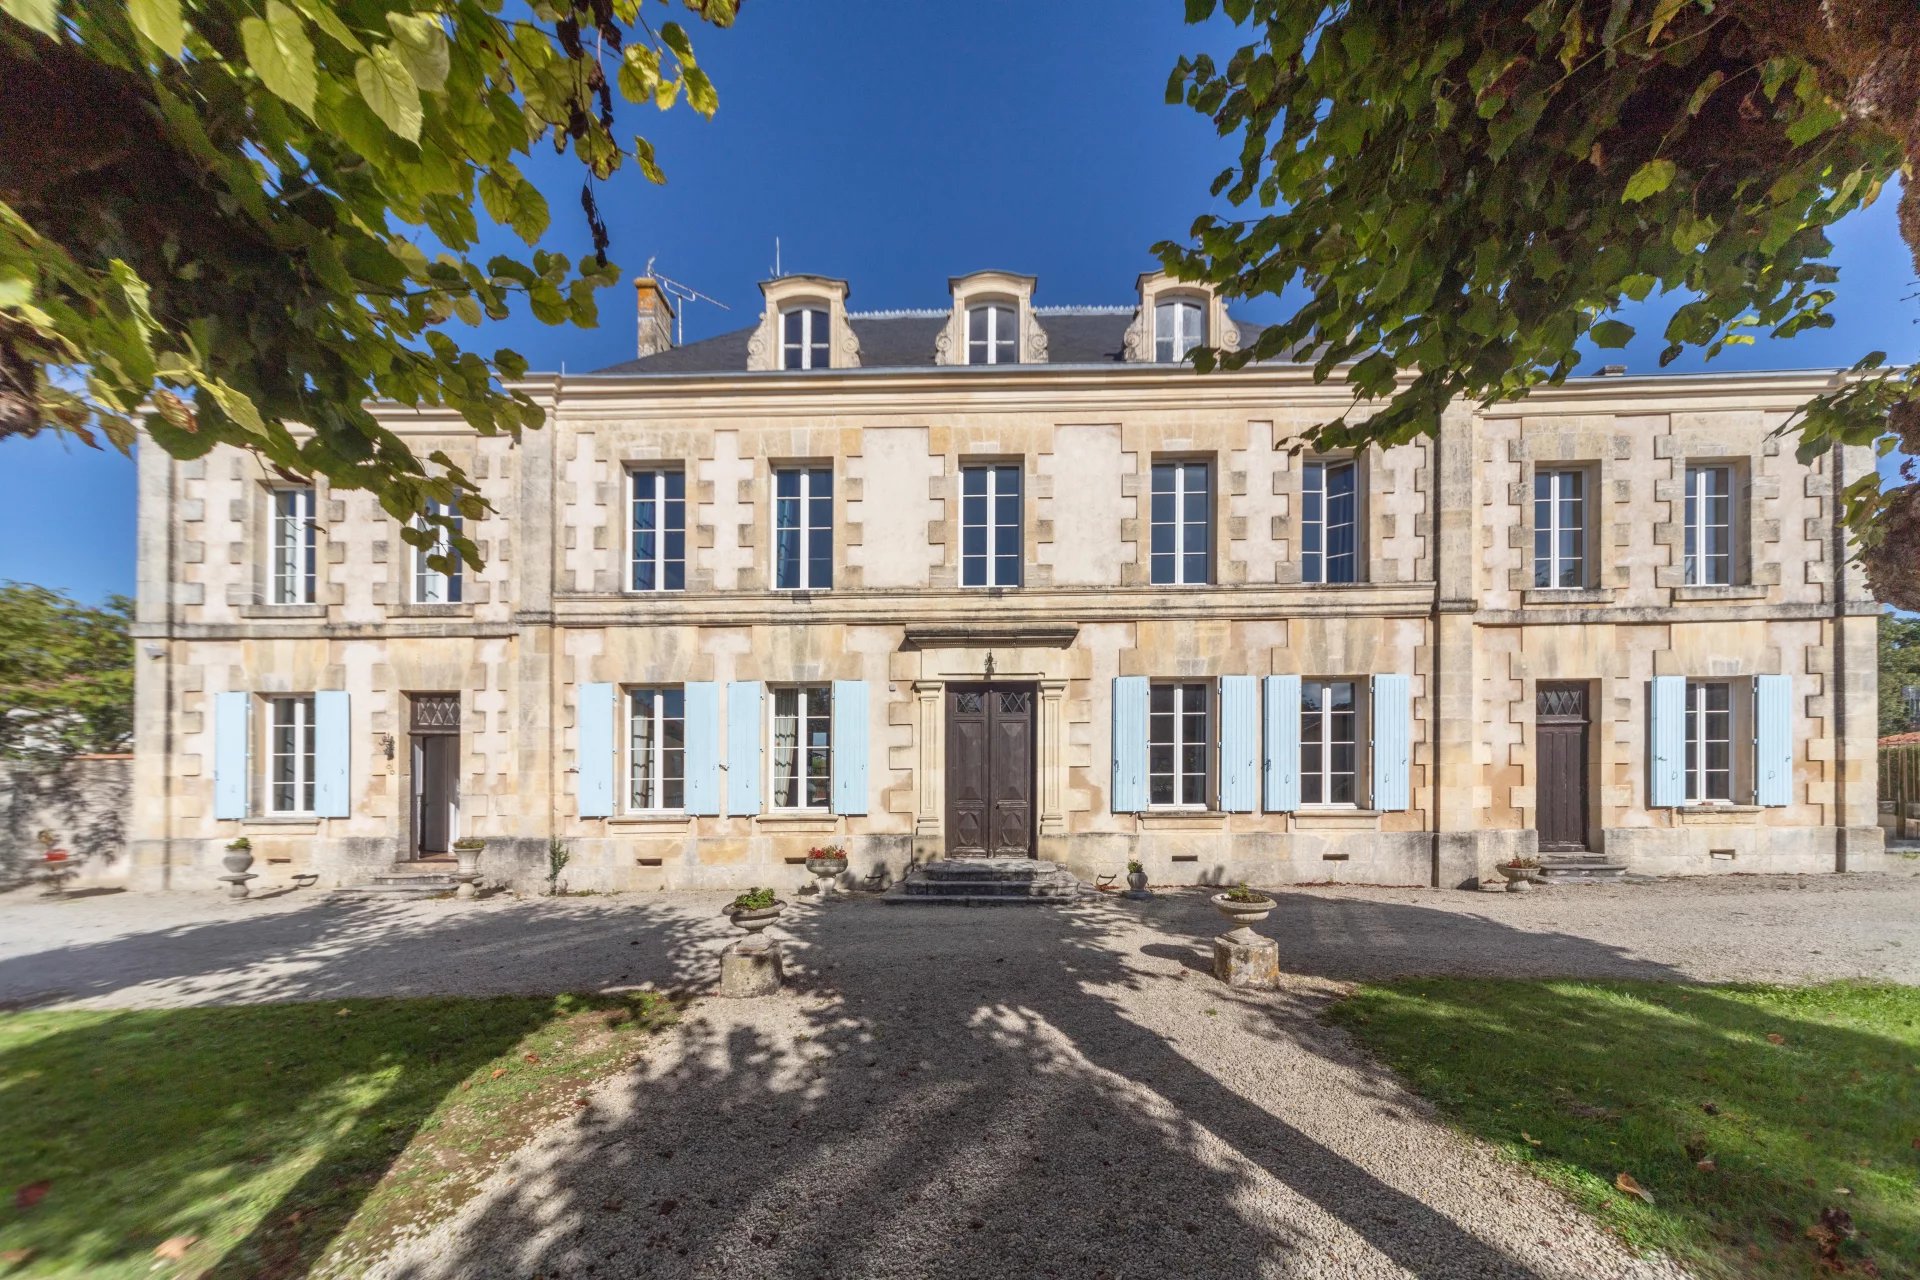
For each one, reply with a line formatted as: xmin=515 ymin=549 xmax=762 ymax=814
xmin=627 ymin=687 xmax=685 ymax=812
xmin=773 ymin=467 xmax=833 ymax=590
xmin=1150 ymin=460 xmax=1211 ymax=585
xmin=413 ymin=499 xmax=463 ymax=604
xmin=967 ymin=304 xmax=1017 ymax=365
xmin=269 ymin=487 xmax=316 ymax=605
xmin=1302 ymin=459 xmax=1358 ymax=585
xmin=770 ymin=685 xmax=831 ymax=810
xmin=1533 ymin=468 xmax=1587 ymax=589
xmin=781 ymin=307 xmax=829 ymax=370
xmin=1154 ymin=297 xmax=1205 ymax=362
xmin=1684 ymin=680 xmax=1732 ymax=803
xmin=267 ymin=695 xmax=316 ymax=815
xmin=1301 ymin=680 xmax=1357 ymax=806
xmin=1149 ymin=682 xmax=1210 ymax=807
xmin=629 ymin=469 xmax=686 ymax=592
xmin=1684 ymin=464 xmax=1733 ymax=586
xmin=961 ymin=464 xmax=1022 ymax=587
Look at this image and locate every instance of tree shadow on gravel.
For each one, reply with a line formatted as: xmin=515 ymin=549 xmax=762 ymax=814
xmin=367 ymin=892 xmax=1706 ymax=1280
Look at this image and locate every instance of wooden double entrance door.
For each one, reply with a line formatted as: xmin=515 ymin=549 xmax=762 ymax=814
xmin=1536 ymin=682 xmax=1591 ymax=852
xmin=945 ymin=684 xmax=1036 ymax=858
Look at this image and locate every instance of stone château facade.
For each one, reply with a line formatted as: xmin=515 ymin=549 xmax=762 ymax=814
xmin=126 ymin=270 xmax=1887 ymax=892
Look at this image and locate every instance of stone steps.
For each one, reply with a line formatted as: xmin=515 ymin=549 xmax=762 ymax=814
xmin=1536 ymin=854 xmax=1629 ymax=882
xmin=331 ymin=864 xmax=464 ymax=898
xmin=882 ymin=857 xmax=1084 ymax=906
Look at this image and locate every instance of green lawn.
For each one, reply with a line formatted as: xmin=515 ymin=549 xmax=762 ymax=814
xmin=1328 ymin=980 xmax=1920 ymax=1280
xmin=0 ymin=993 xmax=675 ymax=1279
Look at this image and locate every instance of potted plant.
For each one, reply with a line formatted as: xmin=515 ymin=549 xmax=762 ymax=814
xmin=1492 ymin=855 xmax=1542 ymax=892
xmin=222 ymin=836 xmax=255 ymax=876
xmin=1210 ymin=882 xmax=1276 ymax=936
xmin=725 ymin=886 xmax=786 ymax=935
xmin=38 ymin=831 xmax=75 ymax=896
xmin=1125 ymin=858 xmax=1148 ymax=894
xmin=452 ymin=836 xmax=487 ymax=874
xmin=804 ymin=844 xmax=848 ymax=899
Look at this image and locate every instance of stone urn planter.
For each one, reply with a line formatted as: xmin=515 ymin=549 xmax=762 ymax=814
xmin=1125 ymin=865 xmax=1149 ymax=894
xmin=1211 ymin=889 xmax=1276 ymax=941
xmin=222 ymin=839 xmax=255 ymax=876
xmin=451 ymin=838 xmax=486 ymax=899
xmin=725 ymin=890 xmax=787 ymax=941
xmin=1492 ymin=861 xmax=1541 ymax=893
xmin=805 ymin=846 xmax=848 ymax=900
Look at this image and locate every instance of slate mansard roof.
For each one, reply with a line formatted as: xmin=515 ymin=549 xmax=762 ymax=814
xmin=591 ymin=306 xmax=1257 ymax=376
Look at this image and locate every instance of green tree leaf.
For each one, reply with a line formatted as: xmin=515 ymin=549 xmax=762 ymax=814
xmin=0 ymin=0 xmax=58 ymax=36
xmin=127 ymin=0 xmax=184 ymax=56
xmin=387 ymin=13 xmax=449 ymax=93
xmin=240 ymin=0 xmax=317 ymax=117
xmin=355 ymin=42 xmax=423 ymax=141
xmin=477 ymin=168 xmax=551 ymax=243
xmin=1621 ymin=158 xmax=1675 ymax=203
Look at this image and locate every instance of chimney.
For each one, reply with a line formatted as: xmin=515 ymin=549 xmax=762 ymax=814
xmin=635 ymin=276 xmax=676 ymax=357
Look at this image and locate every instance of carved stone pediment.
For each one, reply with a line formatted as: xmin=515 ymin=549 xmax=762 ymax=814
xmin=936 ymin=271 xmax=1048 ymax=366
xmin=747 ymin=275 xmax=859 ymax=372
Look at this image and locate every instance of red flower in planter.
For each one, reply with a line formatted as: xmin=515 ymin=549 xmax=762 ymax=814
xmin=43 ymin=850 xmax=70 ymax=863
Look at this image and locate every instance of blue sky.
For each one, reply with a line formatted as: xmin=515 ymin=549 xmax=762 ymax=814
xmin=4 ymin=1 xmax=1916 ymax=603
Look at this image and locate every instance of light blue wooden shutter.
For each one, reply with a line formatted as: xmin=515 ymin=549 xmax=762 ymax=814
xmin=726 ymin=681 xmax=764 ymax=816
xmin=313 ymin=691 xmax=351 ymax=818
xmin=1753 ymin=674 xmax=1793 ymax=807
xmin=1371 ymin=674 xmax=1411 ymax=811
xmin=1648 ymin=675 xmax=1685 ymax=808
xmin=831 ymin=679 xmax=869 ymax=815
xmin=1217 ymin=675 xmax=1259 ymax=812
xmin=213 ymin=691 xmax=250 ymax=819
xmin=1264 ymin=675 xmax=1301 ymax=811
xmin=683 ymin=682 xmax=720 ymax=815
xmin=577 ymin=682 xmax=615 ymax=818
xmin=1111 ymin=676 xmax=1148 ymax=813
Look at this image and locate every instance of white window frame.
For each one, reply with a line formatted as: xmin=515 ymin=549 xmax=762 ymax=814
xmin=960 ymin=463 xmax=1022 ymax=588
xmin=268 ymin=486 xmax=317 ymax=605
xmin=1683 ymin=679 xmax=1733 ymax=804
xmin=1154 ymin=296 xmax=1205 ymax=363
xmin=627 ymin=468 xmax=687 ymax=593
xmin=1684 ymin=464 xmax=1734 ymax=586
xmin=781 ymin=306 xmax=830 ymax=370
xmin=412 ymin=498 xmax=463 ymax=605
xmin=1533 ymin=467 xmax=1587 ymax=590
xmin=772 ymin=466 xmax=833 ymax=591
xmin=1300 ymin=679 xmax=1360 ymax=808
xmin=1148 ymin=681 xmax=1211 ymax=809
xmin=626 ymin=686 xmax=686 ymax=813
xmin=769 ymin=684 xmax=832 ymax=812
xmin=265 ymin=694 xmax=316 ymax=816
xmin=1302 ymin=459 xmax=1359 ymax=585
xmin=966 ymin=303 xmax=1018 ymax=365
xmin=1150 ymin=459 xmax=1212 ymax=586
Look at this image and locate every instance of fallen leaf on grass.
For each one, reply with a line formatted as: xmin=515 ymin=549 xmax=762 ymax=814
xmin=0 ymin=1249 xmax=35 ymax=1267
xmin=1521 ymin=1132 xmax=1542 ymax=1147
xmin=1766 ymin=1032 xmax=1785 ymax=1045
xmin=490 ymin=1068 xmax=508 ymax=1080
xmin=152 ymin=1236 xmax=197 ymax=1262
xmin=1805 ymin=1207 xmax=1856 ymax=1268
xmin=1701 ymin=1101 xmax=1720 ymax=1116
xmin=460 ymin=1081 xmax=472 ymax=1091
xmin=1614 ymin=1172 xmax=1655 ymax=1205
xmin=1834 ymin=1187 xmax=1851 ymax=1195
xmin=13 ymin=1182 xmax=48 ymax=1210
xmin=522 ymin=1052 xmax=541 ymax=1065
xmin=336 ymin=1008 xmax=351 ymax=1018
xmin=1696 ymin=1159 xmax=1717 ymax=1172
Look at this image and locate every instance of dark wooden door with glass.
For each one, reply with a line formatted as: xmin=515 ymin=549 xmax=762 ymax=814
xmin=1536 ymin=683 xmax=1590 ymax=852
xmin=409 ymin=693 xmax=460 ymax=859
xmin=945 ymin=685 xmax=1035 ymax=858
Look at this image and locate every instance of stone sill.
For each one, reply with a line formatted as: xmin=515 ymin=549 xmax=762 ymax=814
xmin=1675 ymin=805 xmax=1763 ymax=825
xmin=1672 ymin=585 xmax=1768 ymax=603
xmin=389 ymin=603 xmax=475 ymax=620
xmin=238 ymin=604 xmax=326 ymax=620
xmin=606 ymin=814 xmax=692 ymax=831
xmin=237 ymin=815 xmax=322 ymax=828
xmin=1291 ymin=808 xmax=1382 ymax=831
xmin=1522 ymin=587 xmax=1615 ymax=606
xmin=1138 ymin=810 xmax=1227 ymax=831
xmin=754 ymin=812 xmax=840 ymax=834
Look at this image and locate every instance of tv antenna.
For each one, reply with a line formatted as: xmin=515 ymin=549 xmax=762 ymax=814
xmin=771 ymin=237 xmax=782 ymax=279
xmin=642 ymin=257 xmax=731 ymax=345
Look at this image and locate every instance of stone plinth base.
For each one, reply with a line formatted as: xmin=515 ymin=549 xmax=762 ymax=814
xmin=1212 ymin=931 xmax=1279 ymax=989
xmin=720 ymin=941 xmax=783 ymax=997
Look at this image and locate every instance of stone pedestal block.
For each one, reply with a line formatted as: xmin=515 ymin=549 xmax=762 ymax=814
xmin=720 ymin=941 xmax=783 ymax=998
xmin=1212 ymin=932 xmax=1279 ymax=989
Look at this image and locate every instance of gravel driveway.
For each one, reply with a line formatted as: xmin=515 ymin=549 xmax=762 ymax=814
xmin=4 ymin=873 xmax=1917 ymax=1279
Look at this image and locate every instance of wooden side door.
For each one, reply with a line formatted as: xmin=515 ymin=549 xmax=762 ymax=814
xmin=945 ymin=688 xmax=991 ymax=856
xmin=1536 ymin=682 xmax=1590 ymax=852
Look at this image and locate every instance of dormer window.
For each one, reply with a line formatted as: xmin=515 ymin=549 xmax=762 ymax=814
xmin=967 ymin=303 xmax=1018 ymax=365
xmin=1154 ymin=296 xmax=1205 ymax=363
xmin=781 ymin=307 xmax=829 ymax=370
